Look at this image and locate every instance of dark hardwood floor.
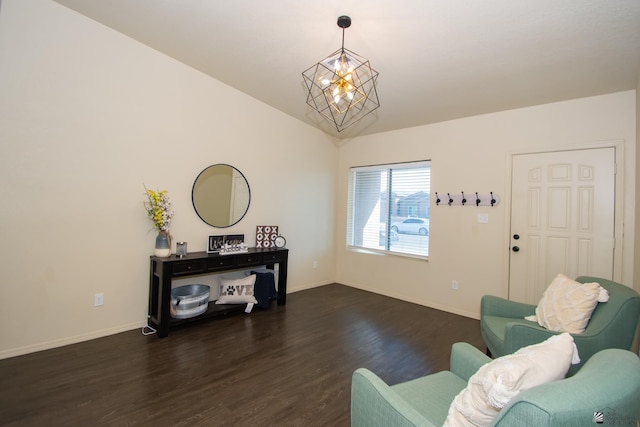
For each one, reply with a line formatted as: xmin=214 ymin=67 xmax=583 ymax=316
xmin=0 ymin=284 xmax=484 ymax=426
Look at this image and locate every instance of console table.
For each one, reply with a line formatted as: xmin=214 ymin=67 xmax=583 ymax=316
xmin=148 ymin=248 xmax=288 ymax=337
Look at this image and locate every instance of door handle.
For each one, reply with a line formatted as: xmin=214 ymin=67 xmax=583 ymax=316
xmin=513 ymin=234 xmax=520 ymax=240
xmin=512 ymin=246 xmax=520 ymax=252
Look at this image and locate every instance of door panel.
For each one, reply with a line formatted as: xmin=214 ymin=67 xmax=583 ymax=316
xmin=509 ymin=148 xmax=615 ymax=304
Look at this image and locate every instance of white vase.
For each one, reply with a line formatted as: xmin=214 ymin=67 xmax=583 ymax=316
xmin=154 ymin=231 xmax=172 ymax=257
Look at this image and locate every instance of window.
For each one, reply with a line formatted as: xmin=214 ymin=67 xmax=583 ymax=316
xmin=347 ymin=161 xmax=431 ymax=258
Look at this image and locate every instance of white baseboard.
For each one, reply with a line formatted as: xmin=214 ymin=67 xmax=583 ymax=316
xmin=287 ymin=281 xmax=331 ymax=294
xmin=0 ymin=321 xmax=145 ymax=360
xmin=338 ymin=281 xmax=480 ymax=320
xmin=0 ymin=284 xmax=327 ymax=360
xmin=2 ymin=282 xmax=454 ymax=360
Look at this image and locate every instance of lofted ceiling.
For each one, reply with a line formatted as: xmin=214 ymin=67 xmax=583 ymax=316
xmin=52 ymin=0 xmax=640 ymax=139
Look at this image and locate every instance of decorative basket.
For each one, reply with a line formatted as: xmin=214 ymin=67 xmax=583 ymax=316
xmin=170 ymin=284 xmax=210 ymax=319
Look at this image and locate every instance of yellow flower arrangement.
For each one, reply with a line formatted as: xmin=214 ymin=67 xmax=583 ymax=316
xmin=143 ymin=186 xmax=174 ymax=232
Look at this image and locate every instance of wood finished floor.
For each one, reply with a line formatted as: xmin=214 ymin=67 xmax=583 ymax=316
xmin=0 ymin=284 xmax=484 ymax=426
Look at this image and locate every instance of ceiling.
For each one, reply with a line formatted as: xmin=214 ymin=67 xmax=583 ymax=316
xmin=52 ymin=0 xmax=640 ymax=139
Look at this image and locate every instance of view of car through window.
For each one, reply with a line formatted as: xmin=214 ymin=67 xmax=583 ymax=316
xmin=390 ymin=218 xmax=429 ymax=236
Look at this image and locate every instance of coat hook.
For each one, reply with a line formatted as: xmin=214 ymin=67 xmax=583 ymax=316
xmin=491 ymin=192 xmax=496 ymax=207
xmin=461 ymin=191 xmax=467 ymax=206
xmin=435 ymin=192 xmax=441 ymax=206
xmin=476 ymin=192 xmax=481 ymax=206
xmin=447 ymin=193 xmax=453 ymax=206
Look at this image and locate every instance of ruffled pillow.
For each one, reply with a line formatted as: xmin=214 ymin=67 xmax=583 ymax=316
xmin=525 ymin=273 xmax=609 ymax=334
xmin=443 ymin=333 xmax=579 ymax=427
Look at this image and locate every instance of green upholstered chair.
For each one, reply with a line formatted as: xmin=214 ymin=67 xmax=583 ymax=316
xmin=481 ymin=276 xmax=640 ymax=375
xmin=351 ymin=343 xmax=640 ymax=427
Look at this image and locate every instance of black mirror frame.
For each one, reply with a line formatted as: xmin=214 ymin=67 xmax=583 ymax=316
xmin=191 ymin=163 xmax=251 ymax=228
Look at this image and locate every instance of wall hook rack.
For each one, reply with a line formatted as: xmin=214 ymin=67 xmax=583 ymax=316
xmin=435 ymin=192 xmax=500 ymax=207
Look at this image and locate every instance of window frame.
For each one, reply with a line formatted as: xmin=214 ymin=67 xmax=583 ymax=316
xmin=346 ymin=160 xmax=431 ymax=260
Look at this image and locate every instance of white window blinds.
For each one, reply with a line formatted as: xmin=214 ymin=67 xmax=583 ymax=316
xmin=347 ymin=161 xmax=431 ymax=258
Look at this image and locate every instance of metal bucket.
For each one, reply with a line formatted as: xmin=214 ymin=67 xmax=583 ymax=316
xmin=170 ymin=284 xmax=210 ymax=319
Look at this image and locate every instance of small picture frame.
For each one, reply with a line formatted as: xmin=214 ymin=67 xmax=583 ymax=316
xmin=256 ymin=225 xmax=278 ymax=248
xmin=207 ymin=234 xmax=245 ymax=253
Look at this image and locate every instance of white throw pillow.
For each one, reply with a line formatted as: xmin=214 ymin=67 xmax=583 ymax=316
xmin=524 ymin=273 xmax=609 ymax=334
xmin=215 ymin=275 xmax=258 ymax=304
xmin=443 ymin=333 xmax=579 ymax=427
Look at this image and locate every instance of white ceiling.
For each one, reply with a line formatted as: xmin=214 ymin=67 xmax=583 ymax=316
xmin=52 ymin=0 xmax=640 ymax=139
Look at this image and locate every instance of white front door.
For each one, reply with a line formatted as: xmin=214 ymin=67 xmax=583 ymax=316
xmin=508 ymin=148 xmax=616 ymax=304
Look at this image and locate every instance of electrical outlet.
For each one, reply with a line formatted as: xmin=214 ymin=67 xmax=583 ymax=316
xmin=94 ymin=293 xmax=104 ymax=306
xmin=451 ymin=280 xmax=459 ymax=290
xmin=312 ymin=260 xmax=318 ymax=269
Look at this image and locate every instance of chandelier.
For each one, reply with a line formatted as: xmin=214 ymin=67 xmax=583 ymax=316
xmin=302 ymin=16 xmax=380 ymax=132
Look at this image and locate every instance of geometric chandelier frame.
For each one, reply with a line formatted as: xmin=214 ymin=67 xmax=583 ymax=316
xmin=302 ymin=16 xmax=380 ymax=132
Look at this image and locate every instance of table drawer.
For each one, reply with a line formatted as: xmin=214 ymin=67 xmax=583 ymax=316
xmin=262 ymin=252 xmax=284 ymax=263
xmin=237 ymin=254 xmax=262 ymax=266
xmin=206 ymin=257 xmax=235 ymax=271
xmin=173 ymin=261 xmax=205 ymax=275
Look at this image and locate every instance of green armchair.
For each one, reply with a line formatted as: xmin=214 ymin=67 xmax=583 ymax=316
xmin=481 ymin=276 xmax=640 ymax=375
xmin=351 ymin=343 xmax=640 ymax=427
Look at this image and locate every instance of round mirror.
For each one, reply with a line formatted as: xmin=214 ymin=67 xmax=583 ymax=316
xmin=192 ymin=164 xmax=251 ymax=228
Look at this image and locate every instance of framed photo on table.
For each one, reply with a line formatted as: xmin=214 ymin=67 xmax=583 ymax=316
xmin=207 ymin=234 xmax=245 ymax=253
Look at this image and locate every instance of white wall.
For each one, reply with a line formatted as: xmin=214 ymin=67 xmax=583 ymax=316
xmin=0 ymin=0 xmax=337 ymax=358
xmin=336 ymin=91 xmax=636 ymax=318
